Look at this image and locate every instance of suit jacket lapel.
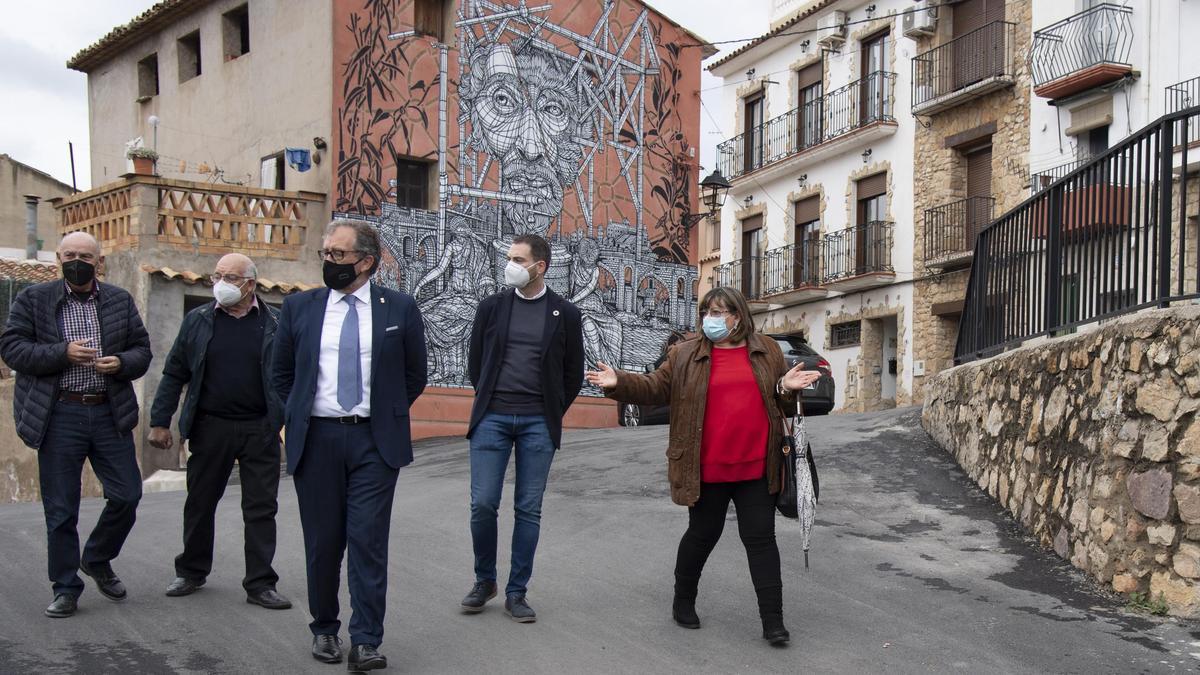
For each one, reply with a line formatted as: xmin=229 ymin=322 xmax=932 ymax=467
xmin=539 ymin=290 xmax=561 ymax=360
xmin=496 ymin=288 xmax=515 ymax=359
xmin=370 ymin=284 xmax=386 ymax=377
xmin=308 ymin=288 xmax=330 ymax=371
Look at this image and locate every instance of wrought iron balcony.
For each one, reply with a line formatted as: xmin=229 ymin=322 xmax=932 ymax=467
xmin=823 ymin=221 xmax=894 ymax=292
xmin=924 ymin=197 xmax=993 ymax=270
xmin=1030 ymin=157 xmax=1091 ymax=194
xmin=714 ymin=255 xmax=765 ymax=301
xmin=1031 ymin=4 xmax=1133 ymax=100
xmin=717 ymin=71 xmax=896 ymax=180
xmin=1167 ymin=76 xmax=1200 ymax=115
xmin=762 ymin=240 xmax=827 ymax=304
xmin=912 ymin=22 xmax=1016 ymax=115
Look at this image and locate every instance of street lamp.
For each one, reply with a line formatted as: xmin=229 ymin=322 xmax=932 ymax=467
xmin=698 ymin=169 xmax=732 ymax=221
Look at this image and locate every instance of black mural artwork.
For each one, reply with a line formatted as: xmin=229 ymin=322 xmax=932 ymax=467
xmin=335 ymin=0 xmax=700 ymax=393
xmin=336 ymin=1 xmax=443 ymax=215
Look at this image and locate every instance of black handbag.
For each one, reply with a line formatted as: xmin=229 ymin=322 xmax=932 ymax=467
xmin=776 ymin=399 xmax=819 ymax=519
xmin=776 ymin=420 xmax=799 ymax=519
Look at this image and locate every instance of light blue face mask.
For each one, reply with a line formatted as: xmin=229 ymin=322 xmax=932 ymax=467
xmin=702 ymin=316 xmax=731 ymax=342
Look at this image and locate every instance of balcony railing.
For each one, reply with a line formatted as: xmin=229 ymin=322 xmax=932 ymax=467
xmin=763 ymin=241 xmax=823 ymax=296
xmin=1031 ymin=3 xmax=1133 ymax=99
xmin=717 ymin=71 xmax=896 ymax=179
xmin=1167 ymin=76 xmax=1200 ymax=147
xmin=714 ymin=256 xmax=765 ymax=300
xmin=56 ymin=175 xmax=323 ymax=261
xmin=955 ymin=107 xmax=1200 ymax=363
xmin=1030 ymin=157 xmax=1092 ymax=194
xmin=924 ymin=197 xmax=994 ymax=266
xmin=912 ymin=21 xmax=1015 ymax=114
xmin=824 ymin=221 xmax=894 ymax=282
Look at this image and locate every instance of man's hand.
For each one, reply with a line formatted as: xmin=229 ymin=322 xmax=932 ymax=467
xmin=66 ymin=339 xmax=98 ymax=365
xmin=148 ymin=426 xmax=174 ymax=450
xmin=94 ymin=355 xmax=121 ymax=375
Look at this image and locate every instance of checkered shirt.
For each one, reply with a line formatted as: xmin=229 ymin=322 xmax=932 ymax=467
xmin=57 ymin=282 xmax=106 ymax=393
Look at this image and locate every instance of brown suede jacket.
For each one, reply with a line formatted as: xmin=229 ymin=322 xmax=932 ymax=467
xmin=606 ymin=333 xmax=796 ymax=507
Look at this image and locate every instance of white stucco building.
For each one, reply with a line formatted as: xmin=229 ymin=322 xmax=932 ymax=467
xmin=706 ymin=0 xmax=925 ymax=412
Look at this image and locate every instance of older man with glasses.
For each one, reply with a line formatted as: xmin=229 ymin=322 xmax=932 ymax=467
xmin=148 ymin=252 xmax=291 ymax=610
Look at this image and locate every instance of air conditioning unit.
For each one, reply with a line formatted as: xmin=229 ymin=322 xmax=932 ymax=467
xmin=902 ymin=1 xmax=938 ymax=38
xmin=817 ymin=10 xmax=847 ymax=48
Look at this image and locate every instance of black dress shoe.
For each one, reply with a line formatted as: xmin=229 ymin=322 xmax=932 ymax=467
xmin=246 ymin=587 xmax=292 ymax=610
xmin=762 ymin=616 xmax=790 ymax=646
xmin=165 ymin=576 xmax=205 ymax=597
xmin=79 ymin=562 xmax=126 ymax=601
xmin=347 ymin=644 xmax=387 ymax=671
xmin=44 ymin=594 xmax=77 ymax=618
xmin=312 ymin=635 xmax=343 ymax=664
xmin=461 ymin=580 xmax=497 ymax=613
xmin=672 ymin=596 xmax=701 ymax=629
xmin=504 ymin=594 xmax=537 ymax=623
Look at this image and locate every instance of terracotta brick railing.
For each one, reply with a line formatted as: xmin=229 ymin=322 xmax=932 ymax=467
xmin=55 ymin=175 xmax=325 ymax=261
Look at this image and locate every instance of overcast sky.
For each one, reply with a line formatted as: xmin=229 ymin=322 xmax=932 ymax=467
xmin=0 ymin=0 xmax=769 ymax=191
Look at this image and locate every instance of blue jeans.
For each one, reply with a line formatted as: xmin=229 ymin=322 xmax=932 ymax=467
xmin=39 ymin=400 xmax=142 ymax=597
xmin=469 ymin=412 xmax=556 ymax=597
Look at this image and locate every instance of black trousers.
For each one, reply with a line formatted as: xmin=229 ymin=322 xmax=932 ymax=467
xmin=674 ymin=477 xmax=783 ymax=618
xmin=175 ymin=415 xmax=281 ymax=592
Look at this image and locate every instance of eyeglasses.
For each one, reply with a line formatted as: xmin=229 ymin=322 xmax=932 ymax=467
xmin=210 ymin=273 xmax=250 ymax=285
xmin=702 ymin=308 xmax=732 ymax=319
xmin=318 ymin=249 xmax=362 ymax=263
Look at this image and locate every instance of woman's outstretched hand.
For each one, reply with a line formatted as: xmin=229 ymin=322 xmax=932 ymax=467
xmin=585 ymin=362 xmax=618 ymax=389
xmin=781 ymin=362 xmax=822 ymax=391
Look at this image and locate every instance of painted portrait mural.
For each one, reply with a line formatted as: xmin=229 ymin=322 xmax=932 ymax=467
xmin=332 ymin=0 xmax=706 ymax=392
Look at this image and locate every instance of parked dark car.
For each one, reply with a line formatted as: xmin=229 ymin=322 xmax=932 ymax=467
xmin=765 ymin=333 xmax=835 ymax=416
xmin=617 ymin=332 xmax=835 ymax=426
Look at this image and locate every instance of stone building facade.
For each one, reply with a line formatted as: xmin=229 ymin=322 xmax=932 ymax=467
xmin=0 ymin=155 xmax=72 ymax=257
xmin=909 ymin=0 xmax=1033 ymax=403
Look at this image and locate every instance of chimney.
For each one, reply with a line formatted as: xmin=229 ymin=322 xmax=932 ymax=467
xmin=23 ymin=195 xmax=40 ymax=260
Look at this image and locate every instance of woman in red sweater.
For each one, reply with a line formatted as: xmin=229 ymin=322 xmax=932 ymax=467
xmin=587 ymin=287 xmax=819 ymax=646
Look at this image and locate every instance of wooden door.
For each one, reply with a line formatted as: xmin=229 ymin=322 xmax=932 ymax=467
xmin=953 ymin=0 xmax=1006 ymax=90
xmin=965 ymin=144 xmax=993 ymax=244
xmin=741 ymin=215 xmax=763 ymax=298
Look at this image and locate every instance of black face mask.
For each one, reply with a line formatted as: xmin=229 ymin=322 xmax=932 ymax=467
xmin=61 ymin=259 xmax=96 ymax=287
xmin=323 ymin=260 xmax=358 ymax=291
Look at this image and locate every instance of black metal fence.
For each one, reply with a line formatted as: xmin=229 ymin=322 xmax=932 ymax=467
xmin=955 ymin=107 xmax=1200 ymax=363
xmin=913 ymin=21 xmax=1015 ymax=110
xmin=1030 ymin=3 xmax=1133 ymax=88
xmin=717 ymin=71 xmax=896 ymax=179
xmin=925 ymin=197 xmax=994 ymax=264
xmin=763 ymin=241 xmax=823 ymax=295
xmin=824 ymin=221 xmax=894 ymax=282
xmin=1167 ymin=77 xmax=1200 ymax=147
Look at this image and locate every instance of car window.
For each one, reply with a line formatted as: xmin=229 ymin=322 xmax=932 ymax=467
xmin=772 ymin=336 xmax=817 ymax=357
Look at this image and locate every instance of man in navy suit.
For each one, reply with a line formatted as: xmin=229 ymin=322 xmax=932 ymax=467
xmin=460 ymin=234 xmax=584 ymax=622
xmin=273 ymin=220 xmax=427 ymax=671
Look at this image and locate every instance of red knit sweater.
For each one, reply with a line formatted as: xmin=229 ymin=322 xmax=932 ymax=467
xmin=699 ymin=345 xmax=769 ymax=483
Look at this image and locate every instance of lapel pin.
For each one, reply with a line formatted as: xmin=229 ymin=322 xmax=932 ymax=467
xmin=380 ymin=297 xmax=386 ymax=303
xmin=553 ymin=310 xmax=560 ymax=317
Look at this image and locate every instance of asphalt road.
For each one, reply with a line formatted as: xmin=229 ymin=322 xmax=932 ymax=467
xmin=0 ymin=407 xmax=1197 ymax=674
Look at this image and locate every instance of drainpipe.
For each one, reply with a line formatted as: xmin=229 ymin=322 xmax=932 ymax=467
xmin=23 ymin=195 xmax=39 ymax=260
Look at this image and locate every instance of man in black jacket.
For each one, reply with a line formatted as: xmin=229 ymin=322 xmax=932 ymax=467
xmin=460 ymin=234 xmax=584 ymax=623
xmin=148 ymin=253 xmax=290 ymax=610
xmin=0 ymin=232 xmax=152 ymax=619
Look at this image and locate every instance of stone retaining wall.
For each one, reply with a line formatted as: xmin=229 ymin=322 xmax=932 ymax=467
xmin=922 ymin=306 xmax=1200 ymax=616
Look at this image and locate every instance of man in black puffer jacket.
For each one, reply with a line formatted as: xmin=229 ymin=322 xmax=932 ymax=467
xmin=0 ymin=232 xmax=152 ymax=619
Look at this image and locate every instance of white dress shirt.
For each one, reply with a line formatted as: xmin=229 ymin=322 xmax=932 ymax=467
xmin=312 ymin=283 xmax=373 ymax=417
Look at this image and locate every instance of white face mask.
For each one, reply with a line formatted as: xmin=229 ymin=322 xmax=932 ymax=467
xmin=504 ymin=260 xmax=536 ymax=289
xmin=213 ymin=280 xmax=245 ymax=307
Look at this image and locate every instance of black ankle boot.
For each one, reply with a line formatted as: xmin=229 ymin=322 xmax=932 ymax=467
xmin=672 ymin=595 xmax=701 ymax=629
xmin=761 ymin=614 xmax=789 ymax=645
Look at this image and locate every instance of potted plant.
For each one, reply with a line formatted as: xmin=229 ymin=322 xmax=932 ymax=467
xmin=126 ymin=147 xmax=158 ymax=175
